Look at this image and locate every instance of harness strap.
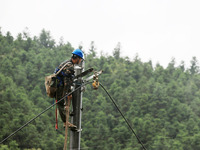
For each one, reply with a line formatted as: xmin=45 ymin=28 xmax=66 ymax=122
xmin=55 ymin=61 xmax=73 ymax=88
xmin=55 ymin=62 xmax=71 ymax=76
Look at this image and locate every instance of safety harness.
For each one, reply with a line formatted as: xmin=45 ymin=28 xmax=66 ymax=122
xmin=54 ymin=61 xmax=73 ymax=130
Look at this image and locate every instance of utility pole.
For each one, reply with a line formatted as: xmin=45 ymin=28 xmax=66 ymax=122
xmin=70 ymin=48 xmax=84 ymax=150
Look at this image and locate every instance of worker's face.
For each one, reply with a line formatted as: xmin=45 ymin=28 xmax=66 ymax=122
xmin=77 ymin=58 xmax=82 ymax=64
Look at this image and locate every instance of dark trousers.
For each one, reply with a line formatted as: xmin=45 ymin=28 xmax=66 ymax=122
xmin=56 ymin=85 xmax=70 ymax=123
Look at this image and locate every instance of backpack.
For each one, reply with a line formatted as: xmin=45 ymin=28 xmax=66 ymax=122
xmin=45 ymin=62 xmax=70 ymax=98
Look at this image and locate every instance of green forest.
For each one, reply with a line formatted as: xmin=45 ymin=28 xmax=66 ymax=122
xmin=1 ymin=28 xmax=200 ymax=150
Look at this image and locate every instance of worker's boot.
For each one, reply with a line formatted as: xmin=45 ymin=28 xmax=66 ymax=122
xmin=68 ymin=122 xmax=77 ymax=131
xmin=63 ymin=122 xmax=77 ymax=131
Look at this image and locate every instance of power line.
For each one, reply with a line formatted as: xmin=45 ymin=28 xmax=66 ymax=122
xmin=0 ymin=81 xmax=91 ymax=144
xmin=1 ymin=81 xmax=148 ymax=150
xmin=100 ymin=82 xmax=147 ymax=150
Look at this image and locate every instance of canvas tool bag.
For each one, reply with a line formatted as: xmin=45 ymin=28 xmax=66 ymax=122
xmin=45 ymin=62 xmax=70 ymax=98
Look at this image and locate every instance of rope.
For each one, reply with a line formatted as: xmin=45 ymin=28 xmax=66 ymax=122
xmin=0 ymin=81 xmax=91 ymax=144
xmin=63 ymin=97 xmax=71 ymax=150
xmin=99 ymin=82 xmax=147 ymax=150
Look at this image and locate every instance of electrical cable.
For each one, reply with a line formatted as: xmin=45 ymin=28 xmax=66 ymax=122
xmin=0 ymin=81 xmax=91 ymax=144
xmin=1 ymin=80 xmax=147 ymax=150
xmin=99 ymin=82 xmax=147 ymax=150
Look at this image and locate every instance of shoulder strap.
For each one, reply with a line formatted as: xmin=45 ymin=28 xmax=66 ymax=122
xmin=55 ymin=62 xmax=71 ymax=76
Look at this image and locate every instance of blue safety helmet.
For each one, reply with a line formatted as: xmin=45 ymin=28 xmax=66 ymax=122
xmin=72 ymin=49 xmax=84 ymax=59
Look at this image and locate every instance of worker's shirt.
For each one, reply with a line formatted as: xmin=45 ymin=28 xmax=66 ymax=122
xmin=55 ymin=59 xmax=74 ymax=99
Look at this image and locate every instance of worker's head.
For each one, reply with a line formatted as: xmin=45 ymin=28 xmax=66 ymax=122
xmin=71 ymin=49 xmax=84 ymax=64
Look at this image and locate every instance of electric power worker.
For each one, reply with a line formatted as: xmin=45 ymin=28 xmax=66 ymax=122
xmin=55 ymin=49 xmax=84 ymax=129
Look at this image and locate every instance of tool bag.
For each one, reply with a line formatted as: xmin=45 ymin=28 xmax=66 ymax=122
xmin=45 ymin=62 xmax=70 ymax=98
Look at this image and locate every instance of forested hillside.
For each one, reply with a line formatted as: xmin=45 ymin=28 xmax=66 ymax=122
xmin=1 ymin=29 xmax=200 ymax=150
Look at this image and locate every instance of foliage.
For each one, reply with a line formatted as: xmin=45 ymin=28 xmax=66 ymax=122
xmin=1 ymin=29 xmax=200 ymax=149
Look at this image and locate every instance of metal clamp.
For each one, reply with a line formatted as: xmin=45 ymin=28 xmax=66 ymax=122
xmin=76 ymin=128 xmax=82 ymax=132
xmin=92 ymin=71 xmax=100 ymax=90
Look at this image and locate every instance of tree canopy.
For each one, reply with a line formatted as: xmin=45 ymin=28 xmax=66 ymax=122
xmin=1 ymin=29 xmax=200 ymax=150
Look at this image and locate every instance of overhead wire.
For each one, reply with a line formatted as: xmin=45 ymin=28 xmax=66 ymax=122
xmin=99 ymin=82 xmax=147 ymax=150
xmin=1 ymin=80 xmax=148 ymax=150
xmin=0 ymin=81 xmax=91 ymax=144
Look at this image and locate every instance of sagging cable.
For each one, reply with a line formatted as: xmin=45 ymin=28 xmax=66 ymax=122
xmin=0 ymin=81 xmax=91 ymax=144
xmin=99 ymin=82 xmax=147 ymax=150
